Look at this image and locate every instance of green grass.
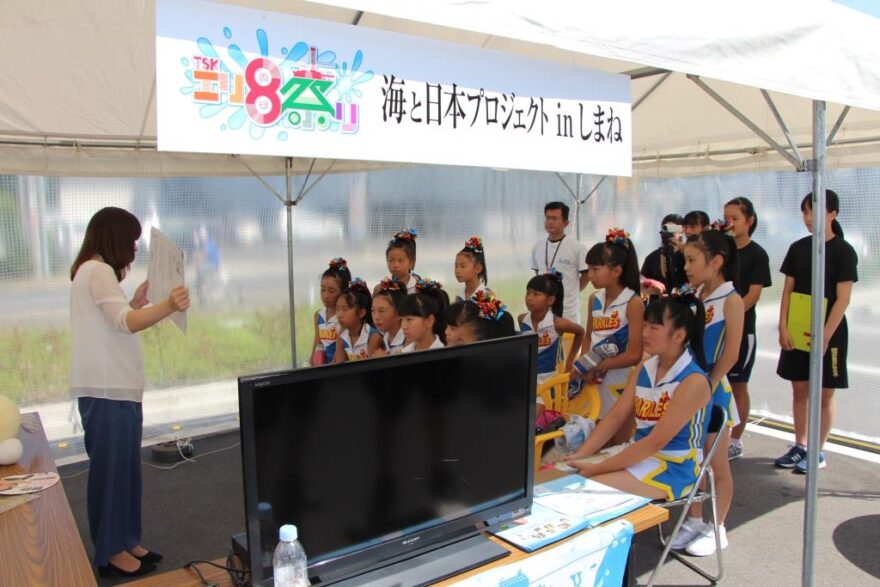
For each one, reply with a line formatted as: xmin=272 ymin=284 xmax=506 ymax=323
xmin=0 ymin=280 xmax=575 ymax=407
xmin=1 ymin=306 xmax=305 ymax=405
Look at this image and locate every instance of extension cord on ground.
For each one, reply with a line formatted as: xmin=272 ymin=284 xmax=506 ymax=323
xmin=151 ymin=439 xmax=195 ymax=463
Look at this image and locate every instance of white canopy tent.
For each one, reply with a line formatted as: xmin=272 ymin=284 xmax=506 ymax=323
xmin=0 ymin=0 xmax=879 ymax=178
xmin=2 ymin=2 xmax=878 ymax=583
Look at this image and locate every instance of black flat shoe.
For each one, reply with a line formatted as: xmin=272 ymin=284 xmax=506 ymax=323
xmin=134 ymin=550 xmax=164 ymax=564
xmin=97 ymin=561 xmax=157 ymax=578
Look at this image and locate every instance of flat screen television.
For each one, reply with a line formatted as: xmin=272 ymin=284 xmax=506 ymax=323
xmin=238 ymin=335 xmax=537 ymax=585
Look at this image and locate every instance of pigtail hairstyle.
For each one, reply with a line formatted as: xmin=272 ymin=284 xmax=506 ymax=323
xmin=71 ymin=207 xmax=142 ymax=281
xmin=340 ymin=277 xmax=375 ymax=327
xmin=644 ymin=284 xmax=708 ymax=371
xmin=386 ymin=228 xmax=418 ymax=268
xmin=585 ymin=228 xmax=641 ymax=293
xmin=802 ymin=189 xmax=844 ymax=238
xmin=374 ymin=277 xmax=407 ymax=310
xmin=459 ymin=236 xmax=488 ymax=285
xmin=725 ymin=197 xmax=758 ymax=236
xmin=322 ymin=257 xmax=352 ymax=291
xmin=456 ymin=290 xmax=516 ymax=341
xmin=526 ymin=269 xmax=565 ymax=318
xmin=688 ymin=220 xmax=739 ymax=283
xmin=399 ymin=278 xmax=449 ymax=343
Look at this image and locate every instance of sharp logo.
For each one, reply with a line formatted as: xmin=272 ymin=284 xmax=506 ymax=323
xmin=402 ymin=536 xmax=421 ymax=546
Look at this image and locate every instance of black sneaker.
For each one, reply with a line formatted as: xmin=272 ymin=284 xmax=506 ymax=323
xmin=774 ymin=445 xmax=807 ymax=468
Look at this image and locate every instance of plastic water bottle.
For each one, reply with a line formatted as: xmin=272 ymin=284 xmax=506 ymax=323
xmin=273 ymin=524 xmax=310 ymax=587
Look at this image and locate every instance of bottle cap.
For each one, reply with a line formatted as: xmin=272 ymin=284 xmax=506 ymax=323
xmin=257 ymin=502 xmax=272 ymax=518
xmin=279 ymin=524 xmax=298 ymax=542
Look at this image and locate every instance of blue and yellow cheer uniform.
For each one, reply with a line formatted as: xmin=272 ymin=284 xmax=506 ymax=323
xmin=627 ymin=349 xmax=710 ymax=501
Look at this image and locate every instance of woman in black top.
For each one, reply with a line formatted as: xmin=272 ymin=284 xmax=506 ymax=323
xmin=775 ymin=190 xmax=858 ymax=473
xmin=723 ymin=197 xmax=772 ymax=460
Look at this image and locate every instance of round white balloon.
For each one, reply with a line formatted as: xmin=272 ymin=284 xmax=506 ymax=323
xmin=0 ymin=395 xmax=22 ymax=442
xmin=0 ymin=437 xmax=23 ymax=465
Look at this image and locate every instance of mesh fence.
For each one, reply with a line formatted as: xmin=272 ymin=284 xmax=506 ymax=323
xmin=1 ymin=164 xmax=878 ymax=460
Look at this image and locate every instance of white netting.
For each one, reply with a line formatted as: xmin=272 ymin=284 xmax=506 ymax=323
xmin=0 ymin=164 xmax=877 ymax=460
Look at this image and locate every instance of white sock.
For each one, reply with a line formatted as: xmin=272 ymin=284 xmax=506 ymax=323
xmin=730 ymin=438 xmax=743 ymax=449
xmin=685 ymin=516 xmax=703 ymax=528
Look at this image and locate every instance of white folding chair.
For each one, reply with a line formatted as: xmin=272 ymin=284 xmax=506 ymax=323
xmin=646 ymin=406 xmax=726 ymax=586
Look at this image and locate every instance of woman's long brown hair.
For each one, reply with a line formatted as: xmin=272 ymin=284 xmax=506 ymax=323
xmin=70 ymin=207 xmax=142 ymax=282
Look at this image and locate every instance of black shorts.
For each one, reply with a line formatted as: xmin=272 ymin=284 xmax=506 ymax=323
xmin=728 ymin=332 xmax=756 ymax=383
xmin=776 ymin=320 xmax=848 ymax=389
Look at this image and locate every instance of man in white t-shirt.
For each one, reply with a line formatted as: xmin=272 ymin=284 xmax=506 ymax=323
xmin=529 ymin=202 xmax=589 ymax=324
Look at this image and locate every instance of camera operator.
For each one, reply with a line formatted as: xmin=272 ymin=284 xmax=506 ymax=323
xmin=640 ymin=213 xmax=687 ymax=295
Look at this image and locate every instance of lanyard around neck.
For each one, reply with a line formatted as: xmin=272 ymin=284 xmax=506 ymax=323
xmin=545 ymin=235 xmax=565 ymax=271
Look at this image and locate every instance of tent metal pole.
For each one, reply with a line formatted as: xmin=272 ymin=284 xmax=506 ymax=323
xmin=633 ymin=72 xmax=672 ymax=111
xmin=233 ymin=155 xmax=285 ymax=204
xmin=761 ymin=89 xmax=804 ymax=168
xmin=826 ymin=106 xmax=850 ymax=146
xmin=581 ymin=175 xmax=606 ymax=204
xmin=285 ymin=157 xmax=298 ymax=368
xmin=688 ymin=75 xmax=801 ymax=169
xmin=296 ymin=159 xmax=339 ymax=204
xmin=802 ymin=99 xmax=826 ymax=587
xmin=554 ymin=172 xmax=578 ymax=201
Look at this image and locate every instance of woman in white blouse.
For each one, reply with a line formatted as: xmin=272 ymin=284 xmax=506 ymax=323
xmin=70 ymin=207 xmax=189 ymax=579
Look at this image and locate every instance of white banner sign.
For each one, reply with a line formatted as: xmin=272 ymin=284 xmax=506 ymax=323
xmin=457 ymin=519 xmax=634 ymax=586
xmin=156 ymin=0 xmax=632 ymax=175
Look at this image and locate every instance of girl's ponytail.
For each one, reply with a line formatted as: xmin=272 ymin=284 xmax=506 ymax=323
xmin=802 ymin=189 xmax=844 ymax=238
xmin=458 ymin=290 xmax=516 ymax=341
xmin=725 ymin=196 xmax=758 ymax=236
xmin=412 ymin=278 xmax=450 ymax=342
xmin=342 ymin=277 xmax=374 ymax=327
xmin=586 ymin=228 xmax=641 ymax=293
xmin=644 ymin=285 xmax=707 ymax=371
xmin=527 ymin=270 xmax=565 ymax=318
xmin=460 ymin=236 xmax=488 ymax=285
xmin=386 ymin=228 xmax=418 ymax=267
xmin=689 ymin=220 xmax=739 ymax=284
xmin=323 ymin=257 xmax=352 ymax=291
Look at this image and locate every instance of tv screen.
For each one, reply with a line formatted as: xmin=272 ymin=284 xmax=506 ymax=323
xmin=239 ymin=336 xmax=536 ymax=584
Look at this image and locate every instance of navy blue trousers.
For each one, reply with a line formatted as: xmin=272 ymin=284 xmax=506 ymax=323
xmin=78 ymin=397 xmax=143 ymax=566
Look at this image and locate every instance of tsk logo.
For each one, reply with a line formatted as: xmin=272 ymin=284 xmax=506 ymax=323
xmin=183 ymin=28 xmax=372 ymax=140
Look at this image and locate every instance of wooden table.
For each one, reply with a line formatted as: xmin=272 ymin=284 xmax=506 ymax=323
xmin=0 ymin=412 xmax=96 ymax=586
xmin=134 ymin=469 xmax=667 ymax=587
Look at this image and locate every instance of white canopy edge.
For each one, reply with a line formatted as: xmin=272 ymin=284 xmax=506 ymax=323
xmin=0 ymin=139 xmax=876 ymax=179
xmin=309 ymin=0 xmax=880 ymax=112
xmin=0 ymin=143 xmax=391 ymax=178
xmin=1 ymin=0 xmax=880 ymax=178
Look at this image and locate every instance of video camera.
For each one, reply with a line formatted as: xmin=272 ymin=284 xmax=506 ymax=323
xmin=660 ymin=223 xmax=686 ymax=252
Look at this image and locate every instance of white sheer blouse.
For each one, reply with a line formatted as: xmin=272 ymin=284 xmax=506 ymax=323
xmin=69 ymin=260 xmax=144 ymax=402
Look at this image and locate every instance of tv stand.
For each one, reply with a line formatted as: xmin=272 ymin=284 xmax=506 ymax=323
xmin=326 ymin=534 xmax=509 ymax=586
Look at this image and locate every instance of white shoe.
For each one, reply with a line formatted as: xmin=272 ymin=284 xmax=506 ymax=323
xmin=685 ymin=524 xmax=728 ymax=557
xmin=669 ymin=519 xmax=705 ymax=550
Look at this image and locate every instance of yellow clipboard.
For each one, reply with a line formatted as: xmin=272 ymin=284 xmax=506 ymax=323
xmin=787 ymin=292 xmax=827 ymax=352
